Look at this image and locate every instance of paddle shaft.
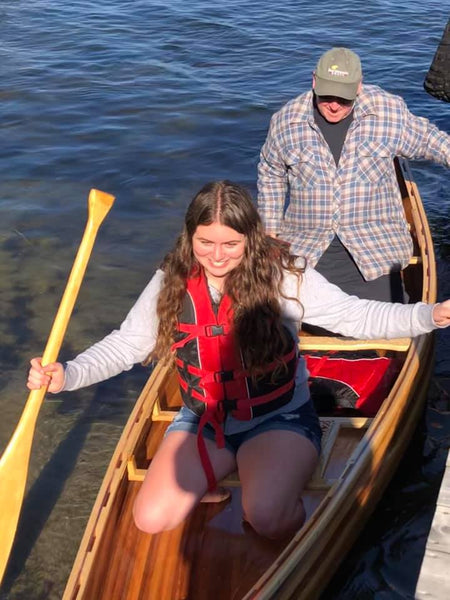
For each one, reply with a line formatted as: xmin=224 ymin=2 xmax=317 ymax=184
xmin=0 ymin=189 xmax=115 ymax=583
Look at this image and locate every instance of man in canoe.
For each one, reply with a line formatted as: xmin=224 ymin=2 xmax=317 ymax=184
xmin=257 ymin=47 xmax=450 ymax=302
xmin=27 ymin=181 xmax=450 ymax=540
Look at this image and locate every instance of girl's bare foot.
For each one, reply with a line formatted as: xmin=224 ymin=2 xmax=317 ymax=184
xmin=200 ymin=487 xmax=230 ymax=503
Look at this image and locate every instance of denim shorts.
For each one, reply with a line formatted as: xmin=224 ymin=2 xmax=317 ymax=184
xmin=165 ymin=400 xmax=322 ymax=455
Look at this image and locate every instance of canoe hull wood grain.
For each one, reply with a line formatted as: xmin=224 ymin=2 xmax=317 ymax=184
xmin=62 ymin=158 xmax=436 ymax=600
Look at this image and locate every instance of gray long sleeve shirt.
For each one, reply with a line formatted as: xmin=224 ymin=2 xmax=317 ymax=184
xmin=61 ymin=265 xmax=439 ymax=434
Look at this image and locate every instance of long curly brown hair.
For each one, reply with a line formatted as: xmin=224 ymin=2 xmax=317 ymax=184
xmin=149 ymin=180 xmax=304 ymax=375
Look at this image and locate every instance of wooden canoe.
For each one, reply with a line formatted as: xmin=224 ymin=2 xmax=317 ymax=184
xmin=63 ymin=158 xmax=436 ymax=600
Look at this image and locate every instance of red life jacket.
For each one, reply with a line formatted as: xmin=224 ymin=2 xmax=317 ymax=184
xmin=305 ymin=353 xmax=401 ymax=416
xmin=171 ymin=269 xmax=298 ymax=491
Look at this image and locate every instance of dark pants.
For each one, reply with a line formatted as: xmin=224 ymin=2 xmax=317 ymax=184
xmin=304 ymin=237 xmax=406 ymax=337
xmin=315 ymin=236 xmax=406 ymax=303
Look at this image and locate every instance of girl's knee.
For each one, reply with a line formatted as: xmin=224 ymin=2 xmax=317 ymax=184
xmin=243 ymin=497 xmax=306 ymax=539
xmin=133 ymin=498 xmax=182 ymax=534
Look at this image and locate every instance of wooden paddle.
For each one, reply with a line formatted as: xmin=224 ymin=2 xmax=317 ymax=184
xmin=0 ymin=188 xmax=115 ymax=583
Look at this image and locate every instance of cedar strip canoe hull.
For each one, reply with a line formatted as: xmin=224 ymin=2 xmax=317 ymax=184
xmin=63 ymin=158 xmax=436 ymax=600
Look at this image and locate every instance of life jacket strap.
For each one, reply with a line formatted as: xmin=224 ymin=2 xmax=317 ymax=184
xmin=231 ymin=377 xmax=297 ymax=420
xmin=175 ymin=357 xmax=245 ymax=384
xmin=197 ymin=405 xmax=225 ymax=492
xmin=172 ymin=322 xmax=232 ymax=351
xmin=175 ymin=345 xmax=297 ymax=385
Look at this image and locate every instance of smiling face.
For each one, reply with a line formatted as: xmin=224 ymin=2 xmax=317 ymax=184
xmin=192 ymin=221 xmax=246 ymax=290
xmin=312 ymin=75 xmax=361 ymax=123
xmin=315 ymin=94 xmax=355 ymax=123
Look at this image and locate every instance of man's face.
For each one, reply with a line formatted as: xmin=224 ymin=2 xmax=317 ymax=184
xmin=312 ymin=75 xmax=361 ymax=123
xmin=315 ymin=95 xmax=355 ymax=123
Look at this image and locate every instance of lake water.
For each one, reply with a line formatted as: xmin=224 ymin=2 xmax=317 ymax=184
xmin=0 ymin=1 xmax=449 ymax=598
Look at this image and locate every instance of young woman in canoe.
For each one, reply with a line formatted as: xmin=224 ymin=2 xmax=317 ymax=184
xmin=27 ymin=181 xmax=450 ymax=540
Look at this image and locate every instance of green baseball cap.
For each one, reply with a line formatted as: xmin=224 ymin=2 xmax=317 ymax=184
xmin=314 ymin=47 xmax=362 ymax=100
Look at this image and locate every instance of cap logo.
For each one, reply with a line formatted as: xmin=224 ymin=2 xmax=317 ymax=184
xmin=327 ymin=64 xmax=349 ymax=77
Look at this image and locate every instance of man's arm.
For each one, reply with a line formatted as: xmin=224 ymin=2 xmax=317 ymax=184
xmin=257 ymin=114 xmax=289 ymax=235
xmin=398 ymin=98 xmax=450 ymax=166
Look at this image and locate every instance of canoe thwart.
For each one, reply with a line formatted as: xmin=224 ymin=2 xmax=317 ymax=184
xmin=299 ymin=336 xmax=411 ymax=352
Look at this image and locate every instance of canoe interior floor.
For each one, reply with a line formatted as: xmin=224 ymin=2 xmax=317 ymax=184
xmin=81 ymin=423 xmax=366 ymax=600
xmin=82 ymin=480 xmax=292 ymax=600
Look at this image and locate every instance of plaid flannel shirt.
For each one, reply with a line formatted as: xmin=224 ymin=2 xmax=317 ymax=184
xmin=257 ymin=84 xmax=450 ymax=280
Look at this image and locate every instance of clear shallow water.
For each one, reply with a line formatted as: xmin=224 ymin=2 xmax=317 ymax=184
xmin=0 ymin=1 xmax=449 ymax=598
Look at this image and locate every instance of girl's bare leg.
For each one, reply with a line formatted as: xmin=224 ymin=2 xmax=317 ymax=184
xmin=237 ymin=430 xmax=319 ymax=539
xmin=133 ymin=431 xmax=236 ymax=533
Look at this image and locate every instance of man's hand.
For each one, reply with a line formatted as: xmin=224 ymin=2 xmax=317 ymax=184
xmin=432 ymin=300 xmax=450 ymax=327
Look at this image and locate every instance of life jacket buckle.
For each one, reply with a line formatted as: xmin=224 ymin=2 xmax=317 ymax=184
xmin=205 ymin=324 xmax=224 ymax=337
xmin=213 ymin=370 xmax=234 ymax=383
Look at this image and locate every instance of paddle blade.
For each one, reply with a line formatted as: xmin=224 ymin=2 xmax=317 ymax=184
xmin=0 ymin=388 xmax=46 ymax=582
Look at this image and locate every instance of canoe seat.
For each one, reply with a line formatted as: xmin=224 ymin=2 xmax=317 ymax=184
xmin=127 ymin=416 xmax=372 ymax=494
xmin=299 ymin=336 xmax=411 ymax=353
xmin=218 ymin=416 xmax=371 ymax=492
